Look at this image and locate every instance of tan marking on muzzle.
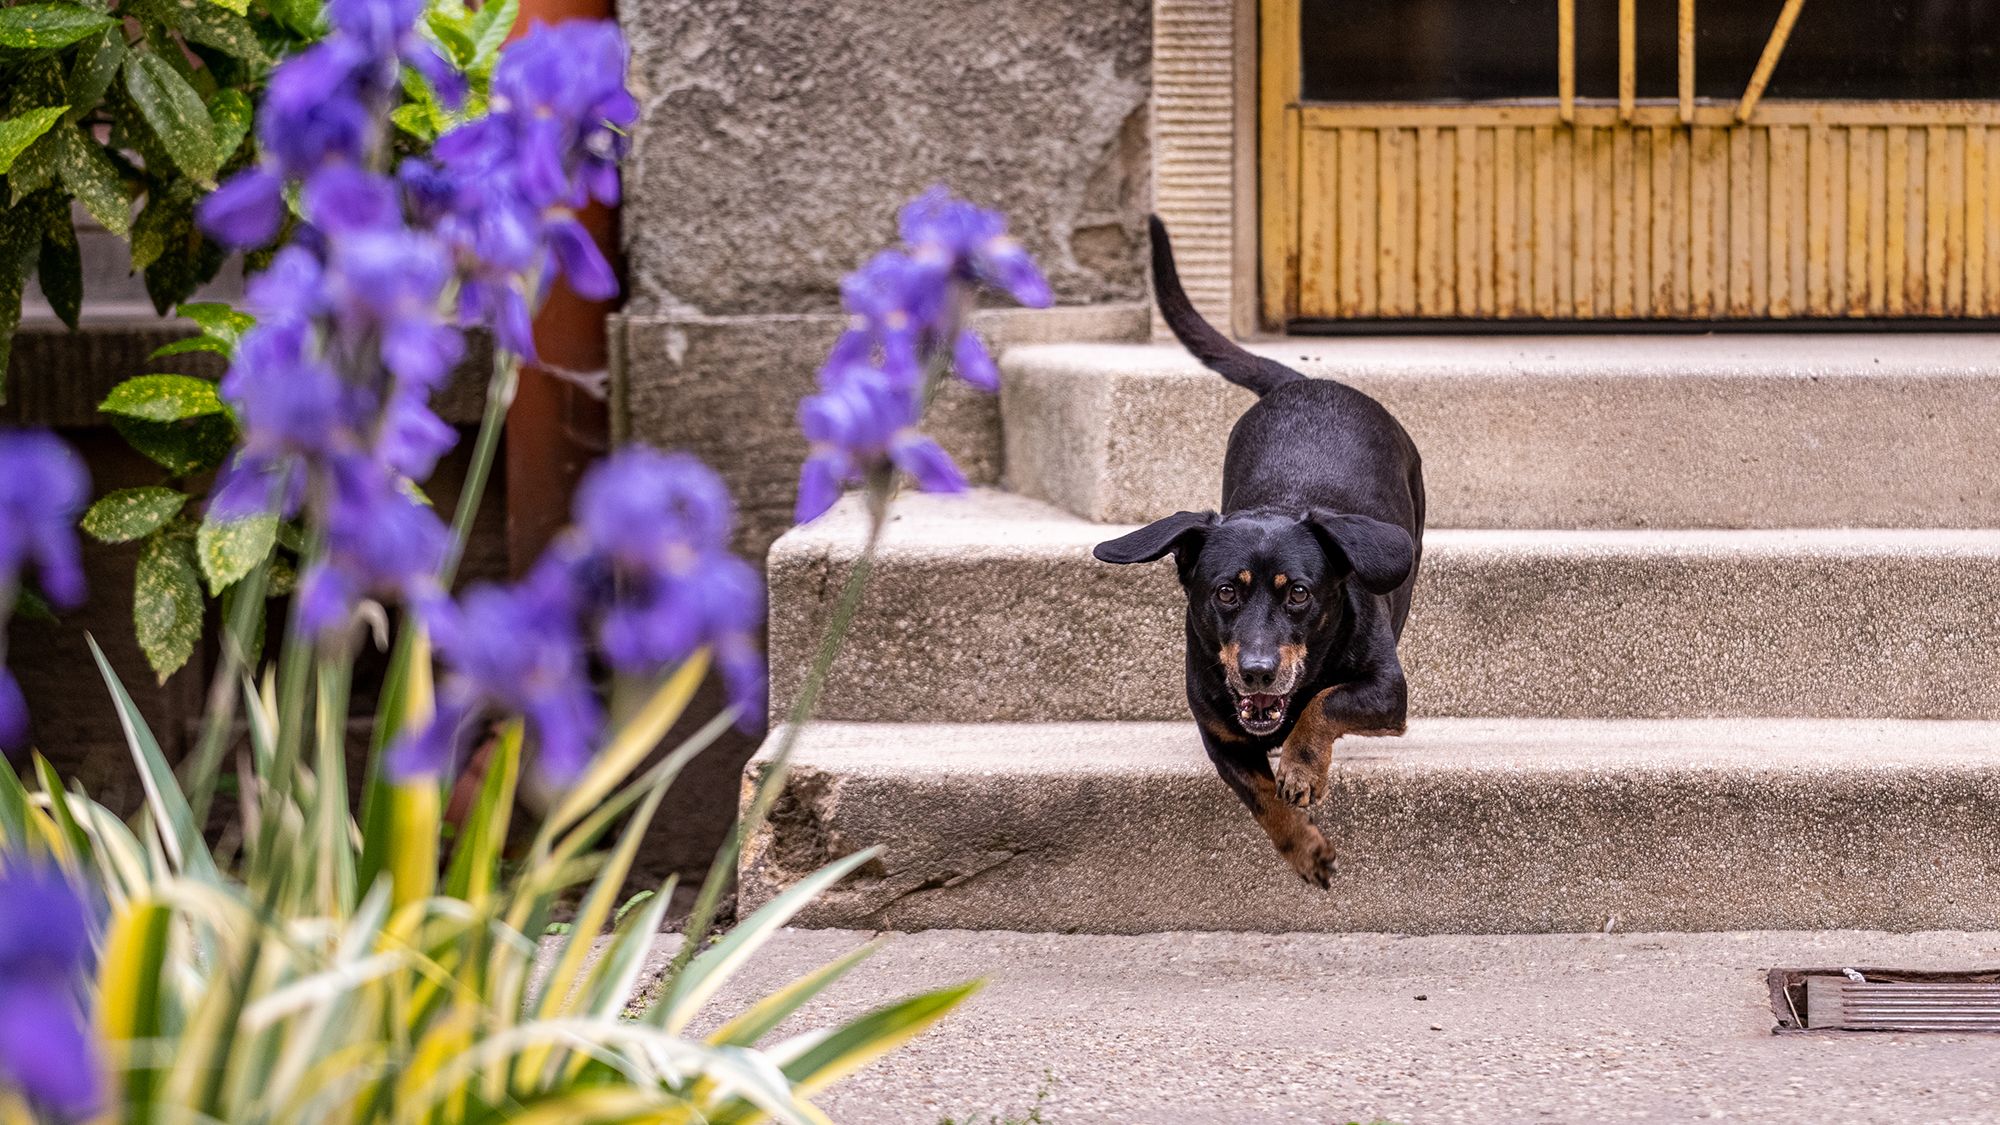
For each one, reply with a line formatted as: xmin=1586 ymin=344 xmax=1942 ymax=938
xmin=1278 ymin=643 xmax=1307 ymax=686
xmin=1218 ymin=640 xmax=1241 ymax=681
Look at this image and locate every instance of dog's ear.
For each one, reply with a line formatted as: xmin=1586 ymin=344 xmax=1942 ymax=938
xmin=1302 ymin=509 xmax=1415 ymax=595
xmin=1093 ymin=511 xmax=1216 ymax=566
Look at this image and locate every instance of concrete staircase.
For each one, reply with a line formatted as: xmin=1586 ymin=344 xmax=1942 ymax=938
xmin=739 ymin=334 xmax=2000 ymax=933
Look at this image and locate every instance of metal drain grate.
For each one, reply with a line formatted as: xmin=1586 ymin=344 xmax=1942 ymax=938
xmin=1769 ymin=968 xmax=2000 ymax=1033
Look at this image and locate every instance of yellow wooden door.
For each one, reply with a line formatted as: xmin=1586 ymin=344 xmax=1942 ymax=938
xmin=1262 ymin=0 xmax=2000 ymax=325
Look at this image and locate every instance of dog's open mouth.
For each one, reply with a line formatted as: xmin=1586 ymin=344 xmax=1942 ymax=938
xmin=1234 ymin=692 xmax=1288 ymax=736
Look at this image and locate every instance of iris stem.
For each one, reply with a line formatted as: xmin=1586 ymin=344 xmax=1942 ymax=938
xmin=440 ymin=347 xmax=519 ymax=588
xmin=672 ymin=306 xmax=962 ymax=975
xmin=184 ymin=556 xmax=271 ymax=830
xmin=670 ymin=479 xmax=890 ymax=977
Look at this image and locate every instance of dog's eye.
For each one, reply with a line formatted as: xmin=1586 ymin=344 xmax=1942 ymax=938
xmin=1215 ymin=584 xmax=1239 ymax=606
xmin=1286 ymin=585 xmax=1311 ymax=607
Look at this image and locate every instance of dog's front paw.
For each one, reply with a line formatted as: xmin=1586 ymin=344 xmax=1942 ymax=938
xmin=1274 ymin=751 xmax=1329 ymax=808
xmin=1283 ymin=828 xmax=1338 ymax=889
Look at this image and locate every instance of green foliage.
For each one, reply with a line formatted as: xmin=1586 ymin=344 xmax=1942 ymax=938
xmin=0 ymin=4 xmax=114 ymax=51
xmin=99 ymin=370 xmax=227 ymax=421
xmin=394 ymin=0 xmax=513 ymax=142
xmin=0 ymin=628 xmax=974 ymax=1122
xmin=0 ymin=104 xmax=67 ymax=172
xmin=0 ymin=0 xmax=311 ymax=379
xmin=195 ymin=510 xmax=276 ymax=593
xmin=71 ymin=0 xmax=522 ymax=681
xmin=84 ymin=349 xmax=291 ymax=678
xmin=80 ymin=484 xmax=185 ymax=541
xmin=132 ymin=527 xmax=203 ymax=681
xmin=123 ymin=51 xmax=222 ymax=185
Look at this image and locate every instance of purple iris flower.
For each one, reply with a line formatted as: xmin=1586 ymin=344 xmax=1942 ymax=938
xmin=407 ymin=17 xmax=634 ymax=351
xmin=899 ymin=186 xmax=1056 ymax=309
xmin=257 ymin=40 xmax=375 ymax=177
xmin=792 ymin=189 xmax=1050 ymax=523
xmin=295 ymin=458 xmax=448 ymax=636
xmin=0 ymin=430 xmax=88 ymax=611
xmin=390 ymin=572 xmax=601 ymax=783
xmin=323 ymin=228 xmax=462 ymax=390
xmin=0 ymin=864 xmax=100 ymax=1119
xmin=201 ymin=0 xmax=451 ymax=252
xmin=197 ymin=168 xmax=285 ymax=251
xmin=485 ymin=21 xmax=637 ymax=209
xmin=0 ymin=430 xmax=88 ymax=751
xmin=565 ymin=449 xmax=765 ymax=722
xmin=400 ymin=446 xmax=768 ymax=779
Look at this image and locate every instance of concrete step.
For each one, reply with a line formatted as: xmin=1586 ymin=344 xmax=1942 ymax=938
xmin=738 ymin=718 xmax=2000 ymax=934
xmin=1000 ymin=335 xmax=2000 ymax=527
xmin=692 ymin=927 xmax=2000 ymax=1123
xmin=768 ymin=490 xmax=2000 ymax=722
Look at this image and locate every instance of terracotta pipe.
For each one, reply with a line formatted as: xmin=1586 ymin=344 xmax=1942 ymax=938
xmin=502 ymin=0 xmax=617 ymax=575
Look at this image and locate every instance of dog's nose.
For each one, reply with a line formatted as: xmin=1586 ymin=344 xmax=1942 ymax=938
xmin=1238 ymin=652 xmax=1280 ymax=690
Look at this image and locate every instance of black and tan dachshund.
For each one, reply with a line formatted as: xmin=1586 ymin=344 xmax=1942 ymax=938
xmin=1093 ymin=217 xmax=1425 ymax=888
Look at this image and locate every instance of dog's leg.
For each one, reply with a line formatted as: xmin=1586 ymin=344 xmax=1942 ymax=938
xmin=1202 ymin=738 xmax=1338 ymax=888
xmin=1275 ymin=649 xmax=1406 ymax=809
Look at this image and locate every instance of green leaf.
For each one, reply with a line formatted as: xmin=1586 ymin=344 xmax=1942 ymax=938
xmin=206 ymin=89 xmax=252 ymax=160
xmin=0 ymin=4 xmax=115 ymax=50
xmin=81 ymin=486 xmax=186 ymax=543
xmin=172 ymin=4 xmax=270 ymax=66
xmin=0 ymin=199 xmax=43 ymax=383
xmin=100 ymin=373 xmax=226 ymax=422
xmin=147 ymin=335 xmax=230 ymax=360
xmin=132 ymin=534 xmax=204 ymax=682
xmin=658 ymin=849 xmax=882 ymax=1035
xmin=141 ymin=205 xmax=222 ymax=314
xmin=262 ymin=0 xmax=320 ymax=37
xmin=111 ymin=414 xmax=235 ymax=477
xmin=62 ymin=28 xmax=125 ymax=123
xmin=779 ymin=982 xmax=982 ymax=1098
xmin=8 ymin=133 xmax=60 ymax=202
xmin=0 ymin=106 xmax=67 ymax=175
xmin=424 ymin=10 xmax=476 ymax=67
xmin=706 ymin=940 xmax=882 ymax=1048
xmin=128 ymin=183 xmax=180 ymax=272
xmin=196 ymin=511 xmax=275 ymax=594
xmin=85 ymin=633 xmax=216 ymax=880
xmin=469 ymin=0 xmax=516 ymax=63
xmin=52 ymin=123 xmax=130 ymax=235
xmin=389 ymin=101 xmax=434 ymax=144
xmin=216 ymin=574 xmax=265 ymax=673
xmin=204 ymin=0 xmax=249 ymax=16
xmin=32 ymin=753 xmax=91 ymax=861
xmin=177 ymin=300 xmax=253 ymax=342
xmin=124 ymin=52 xmax=221 ymax=186
xmin=36 ymin=202 xmax=80 ymax=329
xmin=14 ymin=588 xmax=56 ymax=623
xmin=0 ymin=756 xmax=30 ymax=848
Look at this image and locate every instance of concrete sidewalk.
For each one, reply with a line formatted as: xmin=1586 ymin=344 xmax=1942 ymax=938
xmin=713 ymin=928 xmax=2000 ymax=1124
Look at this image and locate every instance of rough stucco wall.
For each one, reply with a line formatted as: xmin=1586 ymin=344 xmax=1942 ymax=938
xmin=622 ymin=0 xmax=1153 ymax=316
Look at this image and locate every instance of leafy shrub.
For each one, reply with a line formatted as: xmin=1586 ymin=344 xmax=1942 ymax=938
xmin=0 ymin=0 xmax=319 ymax=372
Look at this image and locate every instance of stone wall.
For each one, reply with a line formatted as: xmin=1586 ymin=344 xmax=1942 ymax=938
xmin=614 ymin=0 xmax=1156 ymax=878
xmin=620 ymin=0 xmax=1154 ymax=317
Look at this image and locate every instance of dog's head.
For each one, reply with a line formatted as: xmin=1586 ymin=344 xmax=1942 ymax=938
xmin=1093 ymin=508 xmax=1414 ymax=737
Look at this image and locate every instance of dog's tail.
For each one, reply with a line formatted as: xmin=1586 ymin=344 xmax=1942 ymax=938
xmin=1150 ymin=214 xmax=1304 ymax=397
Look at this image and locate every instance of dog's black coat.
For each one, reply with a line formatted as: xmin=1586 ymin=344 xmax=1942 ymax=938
xmin=1092 ymin=217 xmax=1425 ymax=884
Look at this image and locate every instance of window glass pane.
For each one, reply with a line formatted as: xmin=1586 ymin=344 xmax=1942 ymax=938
xmin=1300 ymin=0 xmax=2000 ymax=103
